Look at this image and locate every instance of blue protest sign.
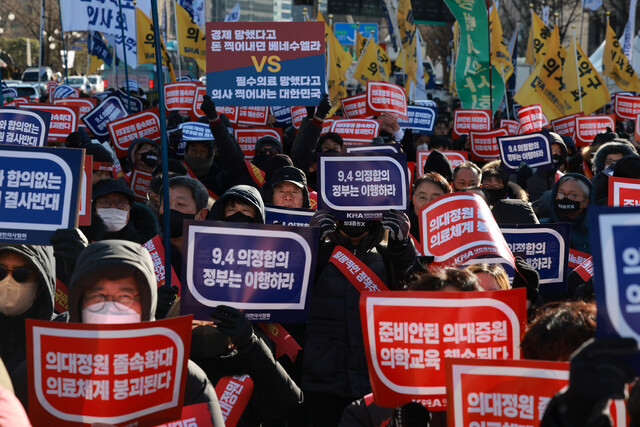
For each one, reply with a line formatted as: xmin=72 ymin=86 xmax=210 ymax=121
xmin=317 ymin=153 xmax=408 ymax=220
xmin=0 ymin=145 xmax=83 ymax=244
xmin=115 ymin=89 xmax=144 ymax=113
xmin=264 ymin=205 xmax=315 ymax=227
xmin=271 ymin=106 xmax=292 ymax=125
xmin=2 ymin=88 xmax=18 ymax=100
xmin=334 ymin=23 xmax=378 ymax=45
xmin=397 ymin=105 xmax=437 ymax=134
xmin=181 ymin=220 xmax=319 ymax=322
xmin=178 ymin=122 xmax=214 ymax=141
xmin=52 ymin=85 xmax=77 ymax=100
xmin=498 ymin=132 xmax=553 ymax=171
xmin=345 ymin=143 xmax=402 ymax=154
xmin=0 ymin=108 xmax=51 ymax=147
xmin=501 ymin=223 xmax=570 ymax=292
xmin=82 ymin=97 xmax=128 ymax=142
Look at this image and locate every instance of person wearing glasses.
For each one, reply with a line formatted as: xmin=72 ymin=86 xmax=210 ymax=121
xmin=81 ymin=178 xmax=159 ymax=245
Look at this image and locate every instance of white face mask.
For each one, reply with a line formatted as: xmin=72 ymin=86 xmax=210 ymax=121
xmin=417 ymin=143 xmax=429 ymax=151
xmin=82 ymin=301 xmax=141 ymax=324
xmin=0 ymin=275 xmax=39 ymax=317
xmin=97 ymin=208 xmax=129 ymax=232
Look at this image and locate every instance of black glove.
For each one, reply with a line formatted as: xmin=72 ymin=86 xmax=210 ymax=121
xmin=511 ymin=256 xmax=539 ymax=302
xmin=200 ymin=95 xmax=218 ymax=120
xmin=516 ymin=162 xmax=533 ymax=189
xmin=305 ymin=105 xmax=316 ymax=119
xmin=382 ymin=209 xmax=410 ymax=242
xmin=310 ymin=210 xmax=337 ymax=241
xmin=155 ymin=285 xmax=179 ymax=319
xmin=210 ymin=305 xmax=255 ymax=350
xmin=49 ymin=228 xmax=89 ymax=280
xmin=315 ymin=93 xmax=331 ymax=119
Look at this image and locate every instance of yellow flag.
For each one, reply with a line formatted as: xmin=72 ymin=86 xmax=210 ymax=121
xmin=397 ymin=0 xmax=417 ymax=84
xmin=489 ymin=3 xmax=513 ymax=81
xmin=603 ymin=22 xmax=640 ymax=92
xmin=514 ymin=25 xmax=569 ymax=120
xmin=318 ymin=11 xmax=352 ymax=85
xmin=175 ymin=1 xmax=206 ymax=71
xmin=88 ymin=55 xmax=104 ymax=75
xmin=563 ymin=35 xmax=610 ymax=115
xmin=136 ymin=9 xmax=176 ymax=81
xmin=356 ymin=30 xmax=366 ymax=58
xmin=353 ymin=38 xmax=392 ymax=84
xmin=525 ymin=11 xmax=552 ymax=66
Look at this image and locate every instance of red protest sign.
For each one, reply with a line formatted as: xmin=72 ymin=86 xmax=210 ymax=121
xmin=418 ymin=193 xmax=515 ymax=268
xmin=217 ymin=106 xmax=239 ymax=124
xmin=470 ymin=129 xmax=507 ymax=162
xmin=609 ymin=176 xmax=640 ymax=207
xmin=191 ymin=86 xmax=208 ymax=119
xmin=614 ymin=93 xmax=640 ymax=121
xmin=54 ymin=98 xmax=97 ymax=118
xmin=237 ymin=106 xmax=269 ymax=126
xmin=574 ymin=115 xmax=616 ymax=147
xmin=6 ymin=96 xmax=30 ymax=107
xmin=131 ymin=169 xmax=153 ymax=202
xmin=26 ymin=316 xmax=192 ymax=426
xmin=453 ymin=109 xmax=491 ymax=140
xmin=321 ymin=119 xmax=333 ymax=135
xmin=551 ymin=113 xmax=583 ymax=137
xmin=499 ymin=119 xmax=519 ymax=135
xmin=234 ymin=128 xmax=281 ymax=158
xmin=165 ymin=82 xmax=198 ymax=111
xmin=46 ymin=81 xmax=59 ymax=100
xmin=215 ymin=375 xmax=254 ymax=426
xmin=360 ymin=289 xmax=526 ymax=410
xmin=568 ymin=248 xmax=590 ymax=269
xmin=143 ymin=235 xmax=182 ymax=294
xmin=366 ymin=81 xmax=408 ymax=120
xmin=78 ymin=155 xmax=92 ymax=226
xmin=290 ymin=106 xmax=307 ymax=129
xmin=154 ymin=403 xmax=213 ymax=427
xmin=416 ymin=150 xmax=468 ymax=174
xmin=517 ymin=104 xmax=546 ymax=134
xmin=342 ymin=93 xmax=373 ymax=119
xmin=330 ymin=119 xmax=380 ymax=146
xmin=108 ymin=109 xmax=161 ymax=158
xmin=22 ymin=104 xmax=79 ymax=143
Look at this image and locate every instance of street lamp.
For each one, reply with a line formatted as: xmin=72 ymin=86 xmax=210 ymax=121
xmin=7 ymin=13 xmax=15 ymax=21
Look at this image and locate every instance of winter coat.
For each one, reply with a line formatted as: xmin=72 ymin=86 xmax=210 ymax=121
xmin=80 ymin=201 xmax=159 ymax=245
xmin=207 ymin=185 xmax=266 ymax=224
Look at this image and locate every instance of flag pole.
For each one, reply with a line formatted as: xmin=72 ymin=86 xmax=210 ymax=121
xmin=172 ymin=0 xmax=183 ymax=78
xmin=572 ymin=25 xmax=583 ymax=113
xmin=150 ymin=0 xmax=172 ymax=288
xmin=528 ymin=4 xmax=534 ymax=72
xmin=488 ymin=1 xmax=494 ymax=118
xmin=117 ymin=0 xmax=132 ymax=113
xmin=57 ymin=0 xmax=69 ymax=83
xmin=38 ymin=0 xmax=44 ymax=91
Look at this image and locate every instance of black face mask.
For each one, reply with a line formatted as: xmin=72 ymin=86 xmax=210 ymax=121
xmin=225 ymin=211 xmax=255 ymax=223
xmin=552 ymin=154 xmax=562 ymax=164
xmin=252 ymin=153 xmax=272 ymax=170
xmin=323 ymin=148 xmax=341 ymax=154
xmin=484 ymin=187 xmax=507 ymax=205
xmin=555 ymin=198 xmax=582 ymax=216
xmin=141 ymin=151 xmax=159 ymax=167
xmin=159 ymin=209 xmax=195 ymax=238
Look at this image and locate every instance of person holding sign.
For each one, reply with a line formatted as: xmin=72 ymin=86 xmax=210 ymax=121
xmin=409 ymin=172 xmax=452 ymax=245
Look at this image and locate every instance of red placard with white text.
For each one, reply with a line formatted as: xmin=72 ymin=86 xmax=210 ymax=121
xmin=609 ymin=176 xmax=640 ymax=207
xmin=614 ymin=93 xmax=640 ymax=121
xmin=290 ymin=106 xmax=307 ymax=129
xmin=550 ymin=113 xmax=583 ymax=137
xmin=341 ymin=93 xmax=373 ymax=119
xmin=360 ymin=289 xmax=526 ymax=410
xmin=470 ymin=129 xmax=507 ymax=161
xmin=445 ymin=358 xmax=627 ymax=426
xmin=321 ymin=119 xmax=333 ymax=135
xmin=215 ymin=375 xmax=254 ymax=426
xmin=366 ymin=81 xmax=408 ymax=120
xmin=499 ymin=119 xmax=519 ymax=135
xmin=237 ymin=106 xmax=269 ymax=126
xmin=453 ymin=109 xmax=491 ymax=140
xmin=416 ymin=150 xmax=468 ymax=174
xmin=153 ymin=403 xmax=213 ymax=427
xmin=165 ymin=82 xmax=198 ymax=111
xmin=6 ymin=97 xmax=30 ymax=107
xmin=54 ymin=98 xmax=97 ymax=118
xmin=191 ymin=86 xmax=208 ymax=119
xmin=46 ymin=81 xmax=59 ymax=100
xmin=574 ymin=115 xmax=616 ymax=147
xmin=131 ymin=169 xmax=153 ymax=202
xmin=234 ymin=128 xmax=281 ymax=158
xmin=22 ymin=104 xmax=79 ymax=143
xmin=517 ymin=104 xmax=546 ymax=134
xmin=419 ymin=193 xmax=515 ymax=268
xmin=107 ymin=109 xmax=161 ymax=158
xmin=568 ymin=248 xmax=591 ymax=269
xmin=27 ymin=316 xmax=192 ymax=426
xmin=143 ymin=235 xmax=182 ymax=294
xmin=217 ymin=106 xmax=239 ymax=124
xmin=78 ymin=155 xmax=92 ymax=226
xmin=636 ymin=114 xmax=640 ymax=142
xmin=330 ymin=119 xmax=380 ymax=146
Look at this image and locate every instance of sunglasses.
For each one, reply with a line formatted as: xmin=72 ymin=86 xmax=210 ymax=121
xmin=0 ymin=267 xmax=34 ymax=283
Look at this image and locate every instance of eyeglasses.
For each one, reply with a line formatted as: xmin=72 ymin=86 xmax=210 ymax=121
xmin=95 ymin=199 xmax=130 ymax=210
xmin=556 ymin=192 xmax=585 ymax=201
xmin=256 ymin=146 xmax=279 ymax=156
xmin=83 ymin=293 xmax=140 ymax=312
xmin=0 ymin=266 xmax=34 ymax=283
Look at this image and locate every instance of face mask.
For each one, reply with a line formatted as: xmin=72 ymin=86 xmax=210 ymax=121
xmin=191 ymin=325 xmax=230 ymax=358
xmin=484 ymin=188 xmax=507 ymax=204
xmin=225 ymin=211 xmax=255 ymax=223
xmin=97 ymin=208 xmax=129 ymax=232
xmin=0 ymin=276 xmax=39 ymax=317
xmin=555 ymin=198 xmax=582 ymax=215
xmin=338 ymin=220 xmax=370 ymax=238
xmin=184 ymin=153 xmax=213 ymax=176
xmin=82 ymin=301 xmax=141 ymax=324
xmin=252 ymin=153 xmax=272 ymax=170
xmin=159 ymin=209 xmax=195 ymax=238
xmin=552 ymin=154 xmax=562 ymax=164
xmin=141 ymin=151 xmax=159 ymax=167
xmin=416 ymin=143 xmax=429 ymax=151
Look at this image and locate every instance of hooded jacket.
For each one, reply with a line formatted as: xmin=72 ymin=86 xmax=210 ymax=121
xmin=183 ymin=139 xmax=233 ymax=197
xmin=126 ymin=137 xmax=159 ymax=171
xmin=207 ymin=185 xmax=266 ymax=224
xmin=424 ymin=150 xmax=454 ymax=183
xmin=592 ymin=140 xmax=637 ymax=176
xmin=525 ymin=133 xmax=568 ymax=203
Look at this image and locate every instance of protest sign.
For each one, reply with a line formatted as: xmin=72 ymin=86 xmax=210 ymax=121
xmin=609 ymin=176 xmax=640 ymax=207
xmin=143 ymin=235 xmax=182 ymax=293
xmin=52 ymin=84 xmax=79 ymax=100
xmin=469 ymin=129 xmax=507 ymax=162
xmin=568 ymin=248 xmax=591 ymax=270
xmin=366 ymin=81 xmax=408 ymax=120
xmin=27 ymin=316 xmax=191 ymax=426
xmin=107 ymin=109 xmax=161 ymax=158
xmin=5 ymin=97 xmax=30 ymax=107
xmin=317 ymin=153 xmax=408 ymax=220
xmin=330 ymin=119 xmax=380 ymax=146
xmin=636 ymin=114 xmax=640 ymax=142
xmin=573 ymin=255 xmax=594 ymax=283
xmin=419 ymin=193 xmax=515 ymax=268
xmin=217 ymin=106 xmax=239 ymax=124
xmin=416 ymin=150 xmax=468 ymax=175
xmin=115 ymin=89 xmax=144 ymax=113
xmin=453 ymin=109 xmax=491 ymax=140
xmin=0 ymin=145 xmax=83 ymax=244
xmin=131 ymin=169 xmax=153 ymax=202
xmin=206 ymin=22 xmax=325 ymax=106
xmin=290 ymin=106 xmax=307 ymax=128
xmin=179 ymin=122 xmax=214 ymax=141
xmin=271 ymin=106 xmax=292 ymax=124
xmin=398 ymin=105 xmax=437 ymax=134
xmin=181 ymin=220 xmax=319 ymax=322
xmin=53 ymin=98 xmax=97 ymax=118
xmin=191 ymin=86 xmax=208 ymax=119
xmin=341 ymin=94 xmax=372 ymax=119
xmin=614 ymin=93 xmax=640 ymax=121
xmin=22 ymin=104 xmax=79 ymax=144
xmin=215 ymin=375 xmax=254 ymax=426
xmin=517 ymin=104 xmax=546 ymax=134
xmin=264 ymin=205 xmax=315 ymax=226
xmin=345 ymin=144 xmax=402 ymax=154
xmin=445 ymin=358 xmax=627 ymax=426
xmin=550 ymin=113 xmax=583 ymax=137
xmin=0 ymin=108 xmax=51 ymax=147
xmin=237 ymin=106 xmax=269 ymax=126
xmin=499 ymin=119 xmax=519 ymax=135
xmin=574 ymin=115 xmax=616 ymax=147
xmin=360 ymin=289 xmax=526 ymax=409
xmin=82 ymin=97 xmax=128 ymax=142
xmin=501 ymin=223 xmax=570 ymax=291
xmin=165 ymin=82 xmax=198 ymax=111
xmin=154 ymin=403 xmax=213 ymax=427
xmin=78 ymin=155 xmax=92 ymax=226
xmin=498 ymin=132 xmax=553 ymax=171
xmin=46 ymin=81 xmax=59 ymax=100
xmin=234 ymin=128 xmax=281 ymax=158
